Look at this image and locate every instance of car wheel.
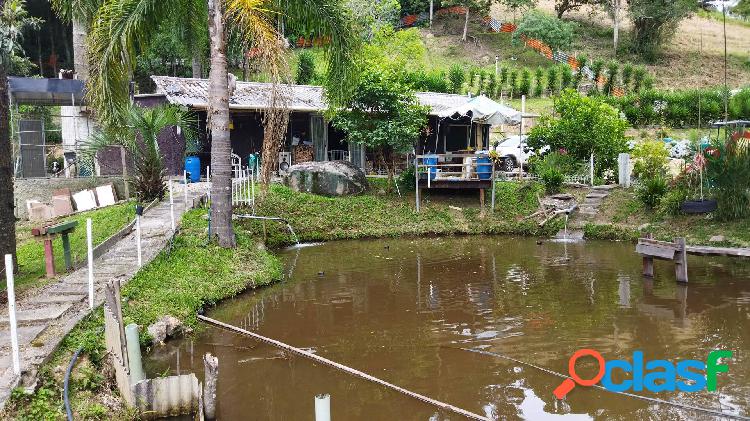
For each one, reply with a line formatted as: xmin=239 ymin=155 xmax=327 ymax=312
xmin=502 ymin=157 xmax=516 ymax=172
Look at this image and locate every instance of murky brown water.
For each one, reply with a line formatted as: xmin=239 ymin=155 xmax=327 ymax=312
xmin=145 ymin=237 xmax=750 ymax=420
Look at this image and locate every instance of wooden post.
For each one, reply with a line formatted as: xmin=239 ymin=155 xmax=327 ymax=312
xmin=479 ymin=188 xmax=485 ymax=210
xmin=642 ymin=233 xmax=654 ymax=278
xmin=674 ymin=237 xmax=688 ymax=283
xmin=415 ymin=156 xmax=420 ymax=213
xmin=43 ymin=237 xmax=55 ymax=278
xmin=120 ymin=146 xmax=130 ymax=200
xmin=203 ymin=353 xmax=219 ymax=420
xmin=61 ymin=233 xmax=72 ymax=270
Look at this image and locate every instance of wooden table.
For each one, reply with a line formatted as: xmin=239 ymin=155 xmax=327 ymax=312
xmin=31 ymin=220 xmax=79 ymax=278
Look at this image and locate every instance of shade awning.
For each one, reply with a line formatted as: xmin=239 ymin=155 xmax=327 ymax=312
xmin=436 ymin=95 xmax=533 ymax=126
xmin=8 ymin=77 xmax=86 ymax=106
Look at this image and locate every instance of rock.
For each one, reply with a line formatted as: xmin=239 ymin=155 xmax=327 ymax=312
xmin=147 ymin=315 xmax=182 ymax=344
xmin=638 ymin=224 xmax=650 ymax=231
xmin=285 ymin=161 xmax=368 ymax=197
xmin=709 ymin=235 xmax=725 ymax=243
xmin=550 ymin=193 xmax=574 ymax=200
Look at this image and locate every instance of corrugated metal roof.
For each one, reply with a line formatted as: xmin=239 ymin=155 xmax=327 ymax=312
xmin=151 ymin=76 xmax=472 ymax=115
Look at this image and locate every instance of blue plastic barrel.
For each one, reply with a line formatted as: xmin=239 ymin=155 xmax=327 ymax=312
xmin=424 ymin=155 xmax=438 ymax=180
xmin=476 ymin=155 xmax=492 ymax=180
xmin=185 ymin=156 xmax=201 ymax=183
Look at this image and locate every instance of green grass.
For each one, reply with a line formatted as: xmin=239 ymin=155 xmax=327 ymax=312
xmin=10 ymin=202 xmax=137 ymax=292
xmin=697 ymin=9 xmax=750 ymax=29
xmin=237 ymin=182 xmax=557 ymax=248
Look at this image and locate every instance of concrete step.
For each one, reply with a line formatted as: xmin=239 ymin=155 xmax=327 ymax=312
xmin=0 ymin=325 xmax=47 ymax=347
xmin=592 ymin=184 xmax=618 ymax=191
xmin=586 ymin=193 xmax=609 ymax=199
xmin=26 ymin=294 xmax=84 ymax=306
xmin=0 ymin=304 xmax=72 ymax=327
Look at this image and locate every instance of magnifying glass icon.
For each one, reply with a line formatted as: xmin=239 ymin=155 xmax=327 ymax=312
xmin=553 ymin=349 xmax=606 ymax=399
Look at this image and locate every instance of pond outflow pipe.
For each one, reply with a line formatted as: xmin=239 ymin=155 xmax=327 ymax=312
xmin=198 ymin=315 xmax=489 ymax=421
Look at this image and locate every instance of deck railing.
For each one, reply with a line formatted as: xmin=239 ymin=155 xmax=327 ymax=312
xmin=415 ymin=153 xmax=495 ymax=187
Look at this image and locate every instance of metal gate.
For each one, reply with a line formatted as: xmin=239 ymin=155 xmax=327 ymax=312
xmin=18 ymin=119 xmax=46 ymax=178
xmin=311 ymin=114 xmax=327 ymax=161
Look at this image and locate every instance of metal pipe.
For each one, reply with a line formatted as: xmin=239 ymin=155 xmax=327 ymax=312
xmin=183 ymin=170 xmax=188 ymax=208
xmin=135 ymin=215 xmax=142 ymax=267
xmin=169 ymin=179 xmax=175 ymax=233
xmin=64 ymin=348 xmax=83 ymax=421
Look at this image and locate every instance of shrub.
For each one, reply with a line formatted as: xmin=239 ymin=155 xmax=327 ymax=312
xmin=573 ymin=55 xmax=587 ymax=89
xmin=590 ymin=59 xmax=605 ymax=89
xmin=631 ymin=140 xmax=669 ymax=179
xmin=703 ymin=136 xmax=750 ymax=221
xmin=511 ymin=10 xmax=576 ymax=51
xmin=546 ymin=66 xmax=559 ymax=94
xmin=621 ymin=63 xmax=634 ymax=91
xmin=658 ymin=187 xmax=689 ymax=216
xmin=296 ymin=50 xmax=317 ymax=85
xmin=401 ymin=70 xmax=449 ymax=92
xmin=499 ymin=66 xmax=509 ymax=90
xmin=534 ymin=67 xmax=544 ymax=97
xmin=527 ymin=90 xmax=628 ymax=175
xmin=637 ymin=176 xmax=668 ymax=208
xmin=604 ymin=61 xmax=619 ymax=96
xmin=560 ymin=65 xmax=573 ymax=90
xmin=531 ymin=151 xmax=578 ymax=194
xmin=519 ymin=68 xmax=532 ymax=96
xmin=448 ymin=64 xmax=465 ymax=94
xmin=632 ymin=66 xmax=647 ymax=93
xmin=509 ymin=69 xmax=518 ymax=97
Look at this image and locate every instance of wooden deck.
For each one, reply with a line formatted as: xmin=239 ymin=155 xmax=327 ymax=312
xmin=417 ymin=178 xmax=492 ymax=190
xmin=684 ymin=245 xmax=750 ymax=258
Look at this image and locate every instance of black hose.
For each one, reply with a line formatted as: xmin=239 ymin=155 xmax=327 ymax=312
xmin=64 ymin=347 xmax=83 ymax=421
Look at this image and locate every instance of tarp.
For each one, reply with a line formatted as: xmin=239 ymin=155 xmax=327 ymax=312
xmin=437 ymin=95 xmax=525 ymax=126
xmin=8 ymin=77 xmax=86 ymax=106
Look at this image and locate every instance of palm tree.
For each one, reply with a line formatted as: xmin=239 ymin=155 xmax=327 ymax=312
xmin=87 ymin=0 xmax=359 ymax=247
xmin=82 ymin=104 xmax=198 ymax=201
xmin=1 ymin=0 xmax=42 ymax=273
xmin=50 ymin=0 xmax=102 ymax=80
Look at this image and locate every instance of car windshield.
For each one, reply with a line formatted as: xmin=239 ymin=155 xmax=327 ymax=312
xmin=500 ymin=137 xmax=522 ymax=147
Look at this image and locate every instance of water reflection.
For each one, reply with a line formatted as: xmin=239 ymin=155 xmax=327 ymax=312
xmin=144 ymin=237 xmax=750 ymax=420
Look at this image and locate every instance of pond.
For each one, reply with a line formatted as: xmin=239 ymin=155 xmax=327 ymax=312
xmin=144 ymin=237 xmax=750 ymax=420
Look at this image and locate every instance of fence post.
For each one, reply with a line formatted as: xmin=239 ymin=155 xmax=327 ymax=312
xmin=491 ymin=168 xmax=496 ymax=211
xmin=642 ymin=233 xmax=654 ymax=278
xmin=674 ymin=237 xmax=688 ymax=283
xmin=590 ymin=153 xmax=595 ymax=186
xmin=169 ymin=179 xmax=175 ymax=233
xmin=415 ymin=156 xmax=420 ymax=213
xmin=618 ymin=153 xmax=631 ymax=188
xmin=87 ymin=218 xmax=94 ymax=309
xmin=135 ymin=205 xmax=143 ymax=267
xmin=315 ymin=394 xmax=331 ymax=421
xmin=183 ymin=170 xmax=188 ymax=209
xmin=207 ymin=165 xmax=211 ymax=201
xmin=5 ymin=254 xmax=20 ymax=377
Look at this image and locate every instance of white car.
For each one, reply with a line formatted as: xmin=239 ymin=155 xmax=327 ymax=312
xmin=494 ymin=135 xmax=549 ymax=171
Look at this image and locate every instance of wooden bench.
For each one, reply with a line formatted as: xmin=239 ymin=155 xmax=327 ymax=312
xmin=31 ymin=220 xmax=79 ymax=278
xmin=635 ymin=234 xmax=688 ymax=283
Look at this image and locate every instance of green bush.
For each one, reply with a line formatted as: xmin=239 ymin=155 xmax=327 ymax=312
xmin=546 ymin=66 xmax=559 ymax=94
xmin=534 ymin=67 xmax=544 ymax=97
xmin=296 ymin=50 xmax=317 ymax=85
xmin=448 ymin=64 xmax=465 ymax=94
xmin=511 ymin=10 xmax=577 ymax=51
xmin=658 ymin=187 xmax=689 ymax=216
xmin=401 ymin=69 xmax=449 ymax=92
xmin=631 ymin=140 xmax=669 ymax=179
xmin=519 ymin=68 xmax=532 ymax=96
xmin=704 ymin=137 xmax=750 ymax=221
xmin=637 ymin=176 xmax=668 ymax=208
xmin=531 ymin=152 xmax=577 ymax=194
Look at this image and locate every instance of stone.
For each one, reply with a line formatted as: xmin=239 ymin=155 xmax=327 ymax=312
xmin=28 ymin=202 xmax=54 ymax=221
xmin=0 ymin=304 xmax=71 ymax=327
xmin=95 ymin=184 xmax=117 ymax=207
xmin=709 ymin=235 xmax=725 ymax=243
xmin=51 ymin=196 xmax=74 ymax=217
xmin=147 ymin=315 xmax=183 ymax=344
xmin=550 ymin=193 xmax=574 ymax=200
xmin=285 ymin=160 xmax=368 ymax=196
xmin=72 ymin=190 xmax=98 ymax=211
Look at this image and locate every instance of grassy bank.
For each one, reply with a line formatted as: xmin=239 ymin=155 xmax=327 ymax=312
xmin=239 ymin=182 xmax=563 ymax=248
xmin=3 ymin=209 xmax=281 ymax=420
xmin=11 ymin=202 xmax=137 ymax=293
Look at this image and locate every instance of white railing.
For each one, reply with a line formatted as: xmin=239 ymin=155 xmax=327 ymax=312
xmin=232 ymin=166 xmax=255 ymax=208
xmin=327 ymin=150 xmax=349 ymax=161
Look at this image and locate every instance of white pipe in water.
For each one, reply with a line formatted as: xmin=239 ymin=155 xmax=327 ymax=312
xmin=86 ymin=218 xmax=94 ymax=309
xmin=169 ymin=179 xmax=175 ymax=233
xmin=136 ymin=215 xmax=142 ymax=267
xmin=4 ymin=254 xmax=20 ymax=376
xmin=315 ymin=394 xmax=331 ymax=421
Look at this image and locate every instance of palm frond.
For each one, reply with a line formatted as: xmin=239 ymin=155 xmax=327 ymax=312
xmin=226 ymin=0 xmax=287 ymax=80
xmin=87 ymin=0 xmax=175 ymax=127
xmin=50 ymin=0 xmax=102 ymax=23
xmin=277 ymin=0 xmax=360 ymax=106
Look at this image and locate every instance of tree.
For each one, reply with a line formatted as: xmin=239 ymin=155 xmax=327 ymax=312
xmin=83 ymin=105 xmax=198 ymax=201
xmin=735 ymin=0 xmax=750 ymax=18
xmin=498 ymin=0 xmax=536 ymax=24
xmin=346 ymin=0 xmax=400 ymax=40
xmin=50 ymin=0 xmax=102 ymax=80
xmin=553 ymin=0 xmax=602 ymax=18
xmin=88 ymin=0 xmax=359 ymax=248
xmin=442 ymin=0 xmax=492 ymax=41
xmin=332 ymin=69 xmax=429 ymax=184
xmin=511 ymin=10 xmax=576 ymax=52
xmin=527 ymin=89 xmax=628 ymax=175
xmin=296 ymin=50 xmax=317 ymax=85
xmin=603 ymin=60 xmax=618 ymax=95
xmin=448 ymin=63 xmax=465 ymax=94
xmin=1 ymin=0 xmax=41 ymax=274
xmin=627 ymin=0 xmax=696 ymax=61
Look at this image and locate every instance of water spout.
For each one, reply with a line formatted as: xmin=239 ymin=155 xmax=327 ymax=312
xmin=286 ymin=223 xmax=299 ymax=246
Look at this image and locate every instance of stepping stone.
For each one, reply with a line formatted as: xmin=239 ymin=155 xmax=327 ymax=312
xmin=0 ymin=304 xmax=72 ymax=327
xmin=0 ymin=325 xmax=46 ymax=346
xmin=586 ymin=193 xmax=609 ymax=199
xmin=45 ymin=286 xmax=87 ymax=296
xmin=592 ymin=184 xmax=618 ymax=191
xmin=27 ymin=295 xmax=83 ymax=305
xmin=550 ymin=193 xmax=574 ymax=200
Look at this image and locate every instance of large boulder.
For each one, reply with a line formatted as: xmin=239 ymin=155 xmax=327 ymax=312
xmin=285 ymin=160 xmax=368 ymax=196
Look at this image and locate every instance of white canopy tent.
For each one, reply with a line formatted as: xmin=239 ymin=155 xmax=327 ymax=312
xmin=437 ymin=95 xmax=525 ymax=127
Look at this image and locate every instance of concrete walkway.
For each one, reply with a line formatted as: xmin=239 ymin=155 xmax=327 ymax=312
xmin=0 ymin=182 xmax=208 ymax=407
